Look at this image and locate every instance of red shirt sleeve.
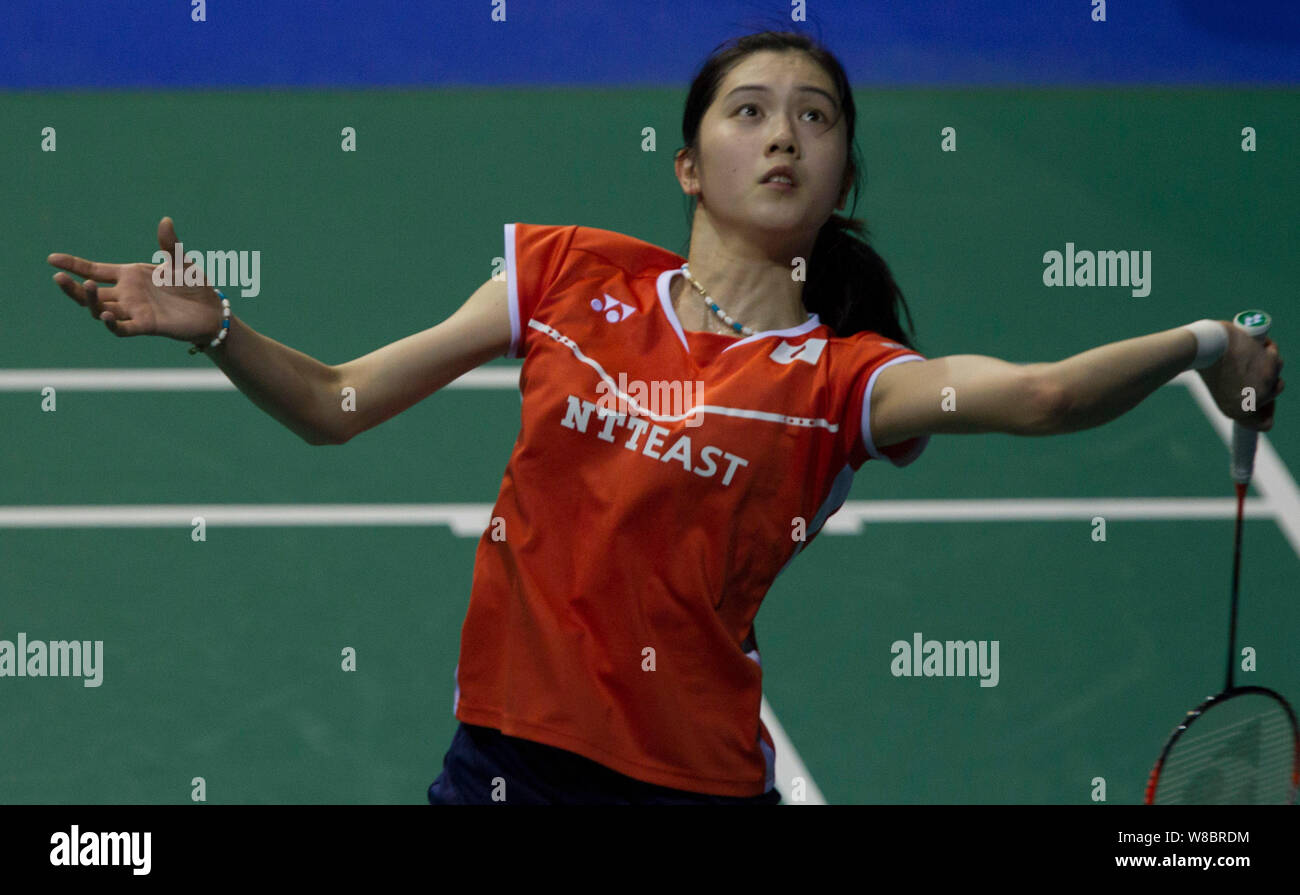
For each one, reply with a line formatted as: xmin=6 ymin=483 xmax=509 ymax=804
xmin=841 ymin=335 xmax=931 ymax=471
xmin=504 ymin=222 xmax=579 ymax=359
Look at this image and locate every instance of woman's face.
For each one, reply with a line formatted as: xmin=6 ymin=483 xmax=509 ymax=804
xmin=679 ymin=50 xmax=850 ymax=251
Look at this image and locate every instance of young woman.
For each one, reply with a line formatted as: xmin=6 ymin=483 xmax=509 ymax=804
xmin=47 ymin=32 xmax=1284 ymax=805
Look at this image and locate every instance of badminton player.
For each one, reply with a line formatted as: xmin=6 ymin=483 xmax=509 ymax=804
xmin=47 ymin=31 xmax=1284 ymax=804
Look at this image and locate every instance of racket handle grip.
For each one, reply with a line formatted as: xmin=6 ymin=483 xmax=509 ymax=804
xmin=1230 ymin=310 xmax=1271 ymax=485
xmin=1232 ymin=425 xmax=1259 ymax=484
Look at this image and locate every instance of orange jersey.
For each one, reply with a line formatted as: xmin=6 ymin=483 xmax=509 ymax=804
xmin=452 ymin=222 xmax=930 ymax=797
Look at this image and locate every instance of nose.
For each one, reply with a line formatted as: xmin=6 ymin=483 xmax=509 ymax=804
xmin=767 ymin=129 xmax=797 ymax=155
xmin=766 ymin=118 xmax=798 ymax=156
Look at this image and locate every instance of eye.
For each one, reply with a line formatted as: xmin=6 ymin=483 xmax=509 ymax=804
xmin=736 ymin=103 xmax=828 ymax=122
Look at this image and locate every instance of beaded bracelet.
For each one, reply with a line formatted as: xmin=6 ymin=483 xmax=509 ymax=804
xmin=188 ymin=290 xmax=230 ymax=355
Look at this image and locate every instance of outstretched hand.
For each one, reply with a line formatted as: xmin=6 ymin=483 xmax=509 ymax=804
xmin=47 ymin=217 xmax=223 ymax=343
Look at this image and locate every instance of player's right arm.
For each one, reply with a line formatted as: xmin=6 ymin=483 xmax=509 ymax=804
xmin=48 ymin=216 xmax=512 ymax=446
xmin=329 ymin=275 xmax=511 ymax=443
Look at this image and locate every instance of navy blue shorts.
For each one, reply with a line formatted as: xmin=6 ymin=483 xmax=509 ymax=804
xmin=426 ymin=722 xmax=782 ymax=805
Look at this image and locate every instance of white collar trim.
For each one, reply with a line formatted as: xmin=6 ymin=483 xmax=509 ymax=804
xmin=655 ymin=267 xmax=821 ymax=355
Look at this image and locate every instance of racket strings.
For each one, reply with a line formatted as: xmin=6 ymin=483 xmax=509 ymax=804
xmin=1157 ymin=734 xmax=1295 ymax=786
xmin=1158 ymin=721 xmax=1291 ymax=775
xmin=1153 ymin=700 xmax=1297 ymax=804
xmin=1160 ymin=709 xmax=1292 ymax=766
xmin=1158 ymin=778 xmax=1295 ymax=804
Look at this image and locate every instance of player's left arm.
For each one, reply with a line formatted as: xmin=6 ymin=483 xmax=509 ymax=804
xmin=870 ymin=354 xmax=1062 ymax=448
xmin=872 ymin=325 xmax=1277 ymax=448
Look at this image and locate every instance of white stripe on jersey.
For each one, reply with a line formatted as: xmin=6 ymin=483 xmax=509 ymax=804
xmin=527 ymin=318 xmax=841 ymax=431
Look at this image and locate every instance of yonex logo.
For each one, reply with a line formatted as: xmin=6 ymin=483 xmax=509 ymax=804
xmin=769 ymin=338 xmax=826 ymax=365
xmin=590 ymin=293 xmax=636 ymax=323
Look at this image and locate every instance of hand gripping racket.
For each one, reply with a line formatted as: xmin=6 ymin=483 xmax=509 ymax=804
xmin=1143 ymin=310 xmax=1300 ymax=804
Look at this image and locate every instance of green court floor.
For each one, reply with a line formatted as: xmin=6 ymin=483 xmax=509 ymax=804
xmin=3 ymin=87 xmax=1297 ymax=803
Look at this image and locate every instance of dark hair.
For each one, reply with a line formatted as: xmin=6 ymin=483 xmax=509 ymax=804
xmin=676 ymin=30 xmax=921 ymax=352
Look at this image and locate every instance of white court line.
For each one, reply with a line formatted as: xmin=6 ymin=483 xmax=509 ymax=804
xmin=0 ymin=503 xmax=499 ymax=536
xmin=0 ymin=498 xmax=1274 ymax=531
xmin=819 ymin=497 xmax=1274 ymax=532
xmin=761 ymin=694 xmax=826 ymax=806
xmin=0 ymin=368 xmax=521 ymax=390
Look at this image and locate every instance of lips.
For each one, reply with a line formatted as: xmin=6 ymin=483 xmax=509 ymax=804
xmin=761 ymin=166 xmax=798 ymax=186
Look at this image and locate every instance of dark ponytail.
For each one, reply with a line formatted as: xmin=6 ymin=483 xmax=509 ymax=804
xmin=676 ymin=30 xmax=921 ymax=353
xmin=803 ymin=214 xmax=919 ymax=350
